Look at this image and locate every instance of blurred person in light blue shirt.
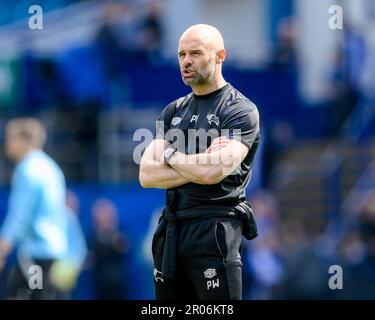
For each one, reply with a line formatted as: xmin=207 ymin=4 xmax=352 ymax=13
xmin=0 ymin=118 xmax=86 ymax=299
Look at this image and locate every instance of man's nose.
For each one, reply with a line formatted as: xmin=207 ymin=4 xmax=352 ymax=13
xmin=183 ymin=54 xmax=192 ymax=65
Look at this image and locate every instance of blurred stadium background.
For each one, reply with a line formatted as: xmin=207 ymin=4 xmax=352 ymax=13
xmin=1 ymin=0 xmax=375 ymax=299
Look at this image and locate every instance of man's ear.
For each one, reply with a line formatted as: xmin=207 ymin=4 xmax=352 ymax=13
xmin=217 ymin=49 xmax=226 ymax=63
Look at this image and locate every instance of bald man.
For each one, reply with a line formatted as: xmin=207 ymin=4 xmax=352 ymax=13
xmin=139 ymin=24 xmax=260 ymax=300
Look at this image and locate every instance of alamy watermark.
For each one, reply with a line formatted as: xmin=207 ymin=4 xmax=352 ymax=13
xmin=28 ymin=5 xmax=43 ymax=30
xmin=328 ymin=264 xmax=343 ymax=290
xmin=133 ymin=122 xmax=245 ymax=175
xmin=28 ymin=264 xmax=43 ymax=290
xmin=26 ymin=5 xmax=343 ymax=32
xmin=328 ymin=5 xmax=343 ymax=30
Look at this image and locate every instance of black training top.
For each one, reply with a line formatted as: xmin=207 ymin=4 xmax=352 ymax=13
xmin=155 ymin=83 xmax=260 ymax=214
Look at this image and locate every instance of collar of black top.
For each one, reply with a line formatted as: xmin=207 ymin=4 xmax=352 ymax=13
xmin=193 ymin=83 xmax=231 ymax=100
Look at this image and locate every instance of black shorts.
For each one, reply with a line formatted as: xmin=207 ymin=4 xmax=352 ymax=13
xmin=7 ymin=258 xmax=57 ymax=300
xmin=152 ymin=217 xmax=243 ymax=300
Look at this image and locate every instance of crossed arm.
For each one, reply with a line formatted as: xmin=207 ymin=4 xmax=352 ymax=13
xmin=139 ymin=137 xmax=249 ymax=189
xmin=139 ymin=139 xmax=190 ymax=189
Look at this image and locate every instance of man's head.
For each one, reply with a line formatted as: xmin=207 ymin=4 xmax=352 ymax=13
xmin=92 ymin=198 xmax=119 ymax=234
xmin=5 ymin=118 xmax=47 ymax=162
xmin=178 ymin=24 xmax=226 ymax=90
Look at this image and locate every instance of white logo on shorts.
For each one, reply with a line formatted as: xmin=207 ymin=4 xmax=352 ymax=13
xmin=207 ymin=278 xmax=220 ymax=290
xmin=204 ymin=268 xmax=217 ymax=279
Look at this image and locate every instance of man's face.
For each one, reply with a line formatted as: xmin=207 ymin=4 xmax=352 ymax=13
xmin=5 ymin=129 xmax=26 ymax=162
xmin=178 ymin=38 xmax=216 ymax=86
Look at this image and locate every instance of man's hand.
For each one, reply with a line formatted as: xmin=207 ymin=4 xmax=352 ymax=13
xmin=139 ymin=139 xmax=190 ymax=189
xmin=206 ymin=136 xmax=230 ymax=153
xmin=0 ymin=239 xmax=12 ymax=272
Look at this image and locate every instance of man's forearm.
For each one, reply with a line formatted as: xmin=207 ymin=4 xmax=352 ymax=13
xmin=169 ymin=151 xmax=232 ymax=185
xmin=139 ymin=159 xmax=190 ymax=189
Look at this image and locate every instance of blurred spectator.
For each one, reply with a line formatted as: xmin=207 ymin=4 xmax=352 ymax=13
xmin=344 ymin=190 xmax=375 ymax=298
xmin=337 ymin=231 xmax=366 ymax=267
xmin=94 ymin=1 xmax=137 ymax=104
xmin=272 ymin=209 xmax=333 ymax=299
xmin=327 ymin=50 xmax=356 ymax=133
xmin=271 ymin=17 xmax=297 ymax=71
xmin=340 ymin=24 xmax=366 ymax=97
xmin=245 ymin=230 xmax=284 ymax=299
xmin=55 ymin=45 xmax=108 ymax=181
xmin=327 ymin=24 xmax=367 ymax=134
xmin=262 ymin=121 xmax=294 ymax=188
xmin=137 ymin=0 xmax=163 ymax=63
xmin=93 ymin=0 xmax=164 ymax=104
xmin=273 ymin=243 xmax=330 ymax=299
xmin=243 ymin=190 xmax=284 ymax=299
xmin=91 ymin=198 xmax=129 ymax=300
xmin=281 ymin=219 xmax=309 ymax=252
xmin=95 ymin=1 xmax=139 ymax=63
